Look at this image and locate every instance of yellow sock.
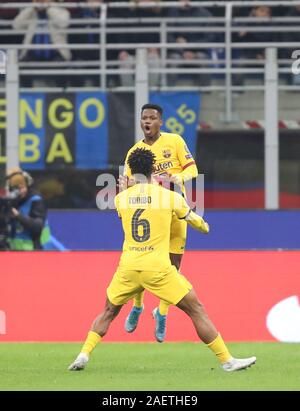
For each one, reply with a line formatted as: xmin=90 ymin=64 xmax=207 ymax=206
xmin=81 ymin=331 xmax=101 ymax=355
xmin=133 ymin=291 xmax=144 ymax=308
xmin=158 ymin=300 xmax=169 ymax=316
xmin=207 ymin=333 xmax=232 ymax=364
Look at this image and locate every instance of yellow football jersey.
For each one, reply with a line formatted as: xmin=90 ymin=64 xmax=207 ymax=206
xmin=124 ymin=132 xmax=196 ymax=182
xmin=115 ymin=183 xmax=191 ymax=271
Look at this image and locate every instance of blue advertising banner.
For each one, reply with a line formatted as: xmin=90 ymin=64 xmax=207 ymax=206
xmin=149 ymin=92 xmax=201 ymax=155
xmin=48 ymin=210 xmax=300 ymax=251
xmin=20 ymin=93 xmax=46 ymax=170
xmin=1 ymin=92 xmax=199 ymax=169
xmin=76 ymin=92 xmax=108 ymax=169
xmin=17 ymin=92 xmax=108 ymax=169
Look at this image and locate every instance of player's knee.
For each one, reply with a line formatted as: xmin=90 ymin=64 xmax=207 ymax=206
xmin=177 ymin=296 xmax=201 ymax=317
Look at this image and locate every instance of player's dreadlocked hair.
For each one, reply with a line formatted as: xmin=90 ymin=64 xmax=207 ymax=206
xmin=127 ymin=148 xmax=156 ymax=177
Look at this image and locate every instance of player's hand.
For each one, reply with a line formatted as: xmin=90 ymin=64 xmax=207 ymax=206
xmin=117 ymin=175 xmax=135 ymax=191
xmin=153 ymin=173 xmax=182 ymax=186
xmin=169 ymin=174 xmax=183 ymax=186
xmin=195 ymin=216 xmax=210 ymax=234
xmin=10 ymin=208 xmax=19 ymax=218
xmin=152 ymin=174 xmax=173 ymax=190
xmin=117 ymin=175 xmax=128 ymax=191
xmin=202 ymin=221 xmax=209 ymax=234
xmin=152 ymin=173 xmax=169 ymax=184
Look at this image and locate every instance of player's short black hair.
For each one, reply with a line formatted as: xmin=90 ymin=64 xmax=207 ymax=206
xmin=141 ymin=103 xmax=163 ymax=117
xmin=127 ymin=148 xmax=156 ymax=177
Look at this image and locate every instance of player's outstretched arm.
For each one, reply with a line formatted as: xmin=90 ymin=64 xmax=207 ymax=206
xmin=185 ymin=210 xmax=209 ymax=234
xmin=172 ymin=191 xmax=209 ymax=233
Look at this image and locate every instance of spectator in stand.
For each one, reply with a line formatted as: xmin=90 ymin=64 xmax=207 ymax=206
xmin=166 ymin=0 xmax=214 ymax=86
xmin=71 ymin=0 xmax=102 ymax=62
xmin=281 ymin=5 xmax=300 ymax=53
xmin=236 ymin=6 xmax=277 ymax=61
xmin=118 ymin=50 xmax=135 ymax=87
xmin=281 ymin=5 xmax=300 ymax=85
xmin=232 ymin=6 xmax=279 ymax=85
xmin=167 ymin=0 xmax=214 ymax=45
xmin=12 ymin=0 xmax=71 ymax=87
xmin=117 ymin=0 xmax=162 ymax=87
xmin=70 ymin=0 xmax=104 ymax=87
xmin=130 ymin=0 xmax=161 ymax=20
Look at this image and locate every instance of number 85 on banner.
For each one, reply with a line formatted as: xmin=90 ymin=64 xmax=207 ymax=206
xmin=165 ymin=104 xmax=196 ymax=135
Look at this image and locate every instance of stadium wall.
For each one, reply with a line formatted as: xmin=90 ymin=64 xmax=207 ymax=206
xmin=48 ymin=210 xmax=300 ymax=251
xmin=0 ymin=251 xmax=299 ymax=343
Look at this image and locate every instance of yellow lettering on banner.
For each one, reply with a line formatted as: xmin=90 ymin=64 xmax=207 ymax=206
xmin=165 ymin=117 xmax=184 ymax=135
xmin=0 ymin=98 xmax=6 ymax=129
xmin=0 ymin=143 xmax=5 ymax=163
xmin=177 ymin=104 xmax=196 ymax=124
xmin=48 ymin=98 xmax=74 ymax=129
xmin=20 ymin=99 xmax=43 ymax=129
xmin=79 ymin=98 xmax=104 ymax=128
xmin=19 ymin=134 xmax=40 ymax=163
xmin=46 ymin=133 xmax=73 ymax=163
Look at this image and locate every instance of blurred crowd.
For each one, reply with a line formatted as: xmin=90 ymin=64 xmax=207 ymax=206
xmin=0 ymin=0 xmax=300 ymax=87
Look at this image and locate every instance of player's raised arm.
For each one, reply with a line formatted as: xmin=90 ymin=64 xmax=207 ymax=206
xmin=172 ymin=192 xmax=209 ymax=234
xmin=184 ymin=210 xmax=209 ymax=234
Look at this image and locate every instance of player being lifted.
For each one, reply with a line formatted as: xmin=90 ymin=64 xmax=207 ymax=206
xmin=68 ymin=148 xmax=256 ymax=372
xmin=121 ymin=103 xmax=198 ymax=343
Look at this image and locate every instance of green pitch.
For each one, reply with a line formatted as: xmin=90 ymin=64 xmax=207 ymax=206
xmin=0 ymin=342 xmax=299 ymax=391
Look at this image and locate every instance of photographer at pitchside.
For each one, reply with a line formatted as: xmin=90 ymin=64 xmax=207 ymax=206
xmin=3 ymin=168 xmax=52 ymax=250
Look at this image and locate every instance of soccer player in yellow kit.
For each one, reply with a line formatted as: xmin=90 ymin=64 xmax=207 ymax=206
xmin=122 ymin=103 xmax=198 ymax=342
xmin=68 ymin=148 xmax=256 ymax=372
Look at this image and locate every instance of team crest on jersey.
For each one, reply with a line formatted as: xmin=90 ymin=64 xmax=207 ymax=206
xmin=162 ymin=149 xmax=171 ymax=158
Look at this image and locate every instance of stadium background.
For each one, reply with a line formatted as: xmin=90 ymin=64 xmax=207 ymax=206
xmin=0 ymin=1 xmax=300 ymax=349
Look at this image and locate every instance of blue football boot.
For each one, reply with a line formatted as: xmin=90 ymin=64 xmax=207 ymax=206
xmin=125 ymin=305 xmax=144 ymax=333
xmin=152 ymin=307 xmax=167 ymax=343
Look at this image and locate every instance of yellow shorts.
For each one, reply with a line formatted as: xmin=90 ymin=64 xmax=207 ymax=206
xmin=169 ymin=212 xmax=187 ymax=255
xmin=107 ymin=265 xmax=192 ymax=306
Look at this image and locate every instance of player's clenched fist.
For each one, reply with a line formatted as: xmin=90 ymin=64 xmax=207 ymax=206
xmin=117 ymin=175 xmax=135 ymax=191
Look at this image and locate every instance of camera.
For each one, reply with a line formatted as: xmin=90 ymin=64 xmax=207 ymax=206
xmin=0 ymin=188 xmax=21 ymax=250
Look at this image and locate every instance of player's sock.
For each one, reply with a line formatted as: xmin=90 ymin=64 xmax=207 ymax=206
xmin=158 ymin=300 xmax=169 ymax=316
xmin=133 ymin=290 xmax=145 ymax=308
xmin=81 ymin=331 xmax=101 ymax=355
xmin=206 ymin=333 xmax=232 ymax=364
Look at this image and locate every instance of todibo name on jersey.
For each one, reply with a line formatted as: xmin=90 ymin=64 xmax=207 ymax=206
xmin=154 ymin=161 xmax=173 ymax=174
xmin=129 ymin=196 xmax=152 ymax=204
